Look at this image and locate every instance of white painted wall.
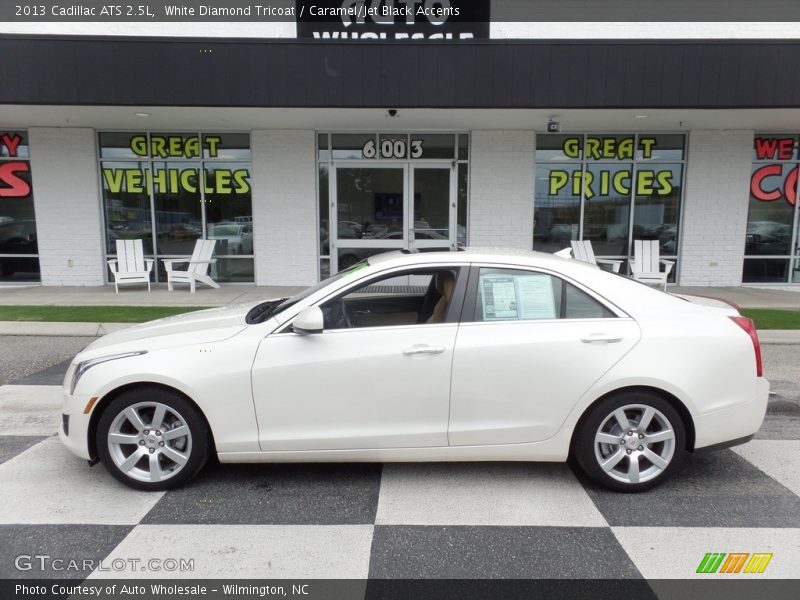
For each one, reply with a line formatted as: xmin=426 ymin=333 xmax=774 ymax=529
xmin=678 ymin=130 xmax=754 ymax=286
xmin=251 ymin=130 xmax=318 ymax=286
xmin=468 ymin=130 xmax=535 ymax=250
xmin=28 ymin=127 xmax=105 ymax=286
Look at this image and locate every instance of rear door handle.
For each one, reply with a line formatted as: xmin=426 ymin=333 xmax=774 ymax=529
xmin=581 ymin=333 xmax=623 ymax=344
xmin=403 ymin=345 xmax=446 ymax=356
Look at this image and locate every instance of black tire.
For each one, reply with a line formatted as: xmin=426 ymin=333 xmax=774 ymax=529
xmin=96 ymin=386 xmax=212 ymax=491
xmin=572 ymin=390 xmax=686 ymax=492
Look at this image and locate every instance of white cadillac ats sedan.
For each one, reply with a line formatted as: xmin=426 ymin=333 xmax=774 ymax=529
xmin=60 ymin=249 xmax=769 ymax=492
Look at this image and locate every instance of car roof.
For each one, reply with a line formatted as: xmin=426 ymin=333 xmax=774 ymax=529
xmin=367 ymin=247 xmax=572 ymax=268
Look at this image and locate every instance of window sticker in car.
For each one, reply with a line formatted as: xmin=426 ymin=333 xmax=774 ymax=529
xmin=480 ymin=273 xmax=557 ymax=321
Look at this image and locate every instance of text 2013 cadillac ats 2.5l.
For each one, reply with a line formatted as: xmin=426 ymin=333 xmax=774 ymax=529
xmin=59 ymin=249 xmax=769 ymax=492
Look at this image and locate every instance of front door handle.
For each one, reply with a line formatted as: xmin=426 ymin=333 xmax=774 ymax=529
xmin=581 ymin=333 xmax=623 ymax=344
xmin=403 ymin=345 xmax=446 ymax=356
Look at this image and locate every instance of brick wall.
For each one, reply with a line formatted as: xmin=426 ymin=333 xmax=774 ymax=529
xmin=29 ymin=127 xmax=105 ymax=286
xmin=468 ymin=130 xmax=535 ymax=249
xmin=678 ymin=130 xmax=753 ymax=286
xmin=251 ymin=130 xmax=318 ymax=286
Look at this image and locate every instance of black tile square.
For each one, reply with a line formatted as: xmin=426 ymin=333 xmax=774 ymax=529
xmin=0 ymin=525 xmax=132 ymax=579
xmin=368 ymin=525 xmax=642 ymax=579
xmin=142 ymin=461 xmax=382 ymax=525
xmin=0 ymin=436 xmax=47 ymax=465
xmin=578 ymin=449 xmax=800 ymax=527
xmin=12 ymin=359 xmax=72 ymax=386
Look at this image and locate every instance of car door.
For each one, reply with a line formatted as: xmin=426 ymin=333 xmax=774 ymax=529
xmin=448 ymin=265 xmax=641 ymax=446
xmin=251 ymin=265 xmax=467 ymax=451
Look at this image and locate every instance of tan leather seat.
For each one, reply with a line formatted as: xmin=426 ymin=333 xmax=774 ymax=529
xmin=427 ymin=271 xmax=455 ymax=324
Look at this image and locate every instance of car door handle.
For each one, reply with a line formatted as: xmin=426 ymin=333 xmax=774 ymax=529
xmin=581 ymin=333 xmax=623 ymax=344
xmin=403 ymin=345 xmax=446 ymax=356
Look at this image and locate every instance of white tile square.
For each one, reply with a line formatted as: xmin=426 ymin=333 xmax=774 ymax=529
xmin=613 ymin=527 xmax=800 ymax=579
xmin=90 ymin=524 xmax=374 ymax=579
xmin=375 ymin=463 xmax=607 ymax=526
xmin=733 ymin=440 xmax=800 ymax=497
xmin=0 ymin=436 xmax=163 ymax=524
xmin=0 ymin=384 xmax=62 ymax=435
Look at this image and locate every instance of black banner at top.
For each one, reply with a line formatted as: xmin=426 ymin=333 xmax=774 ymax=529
xmin=2 ymin=0 xmax=800 ymax=23
xmin=296 ymin=0 xmax=490 ymax=40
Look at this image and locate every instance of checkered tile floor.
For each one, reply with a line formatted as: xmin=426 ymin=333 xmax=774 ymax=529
xmin=1 ymin=367 xmax=799 ymax=581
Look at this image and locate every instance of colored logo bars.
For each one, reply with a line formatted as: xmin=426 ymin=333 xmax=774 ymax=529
xmin=696 ymin=552 xmax=773 ymax=574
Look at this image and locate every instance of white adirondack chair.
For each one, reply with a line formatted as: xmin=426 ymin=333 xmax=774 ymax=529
xmin=630 ymin=239 xmax=675 ymax=291
xmin=107 ymin=239 xmax=153 ymax=293
xmin=569 ymin=240 xmax=622 ymax=273
xmin=162 ymin=239 xmax=219 ymax=293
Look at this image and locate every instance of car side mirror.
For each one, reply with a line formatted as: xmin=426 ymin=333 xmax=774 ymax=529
xmin=292 ymin=306 xmax=324 ymax=335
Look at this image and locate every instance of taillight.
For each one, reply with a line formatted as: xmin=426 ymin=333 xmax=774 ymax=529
xmin=730 ymin=316 xmax=763 ymax=377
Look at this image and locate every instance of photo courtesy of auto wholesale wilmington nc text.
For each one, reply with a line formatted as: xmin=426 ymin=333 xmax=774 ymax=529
xmin=12 ymin=582 xmax=320 ymax=599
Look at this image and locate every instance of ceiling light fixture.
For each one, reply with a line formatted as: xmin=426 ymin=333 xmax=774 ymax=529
xmin=134 ymin=112 xmax=150 ymax=118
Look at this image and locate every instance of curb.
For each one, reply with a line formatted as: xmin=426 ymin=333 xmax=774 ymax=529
xmin=2 ymin=321 xmax=800 ymax=344
xmin=0 ymin=322 xmax=131 ymax=337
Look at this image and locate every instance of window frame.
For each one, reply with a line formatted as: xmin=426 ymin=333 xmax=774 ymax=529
xmin=460 ymin=264 xmax=627 ymax=324
xmin=533 ymin=132 xmax=686 ymax=282
xmin=97 ymin=130 xmax=253 ymax=284
xmin=277 ymin=263 xmax=470 ymax=334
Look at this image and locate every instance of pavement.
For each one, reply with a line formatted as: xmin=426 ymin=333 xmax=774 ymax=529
xmin=0 ymin=337 xmax=798 ymax=582
xmin=1 ymin=284 xmax=800 ymax=343
xmin=1 ymin=282 xmax=799 ymax=308
xmin=0 ymin=283 xmax=301 ymax=307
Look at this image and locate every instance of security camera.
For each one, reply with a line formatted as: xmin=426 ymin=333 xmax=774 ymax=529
xmin=546 ymin=120 xmax=561 ymax=133
xmin=387 ymin=109 xmax=398 ymax=117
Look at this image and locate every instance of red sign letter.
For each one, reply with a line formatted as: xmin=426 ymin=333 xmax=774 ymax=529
xmin=750 ymin=164 xmax=783 ymax=201
xmin=0 ymin=162 xmax=31 ymax=197
xmin=0 ymin=133 xmax=22 ymax=158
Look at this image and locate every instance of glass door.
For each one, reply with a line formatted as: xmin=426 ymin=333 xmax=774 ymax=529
xmin=332 ymin=163 xmax=408 ymax=272
xmin=330 ymin=162 xmax=456 ymax=273
xmin=410 ymin=164 xmax=456 ymax=253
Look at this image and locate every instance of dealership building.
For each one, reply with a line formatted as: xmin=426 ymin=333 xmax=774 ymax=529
xmin=3 ymin=19 xmax=800 ymax=289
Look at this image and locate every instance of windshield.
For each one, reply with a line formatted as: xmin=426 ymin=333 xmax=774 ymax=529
xmin=209 ymin=225 xmax=241 ymax=236
xmin=246 ymin=259 xmax=370 ymax=324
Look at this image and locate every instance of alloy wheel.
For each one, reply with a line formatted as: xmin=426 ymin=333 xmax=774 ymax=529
xmin=593 ymin=403 xmax=676 ymax=485
xmin=107 ymin=401 xmax=193 ymax=483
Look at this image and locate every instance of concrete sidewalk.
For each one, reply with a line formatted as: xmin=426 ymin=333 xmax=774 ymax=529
xmin=0 ymin=283 xmax=302 ymax=307
xmin=0 ymin=283 xmax=799 ymax=343
xmin=1 ymin=283 xmax=798 ymax=308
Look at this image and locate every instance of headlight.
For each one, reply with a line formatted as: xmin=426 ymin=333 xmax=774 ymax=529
xmin=69 ymin=351 xmax=148 ymax=395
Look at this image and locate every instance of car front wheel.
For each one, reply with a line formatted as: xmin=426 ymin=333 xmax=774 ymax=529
xmin=96 ymin=387 xmax=211 ymax=491
xmin=573 ymin=391 xmax=686 ymax=492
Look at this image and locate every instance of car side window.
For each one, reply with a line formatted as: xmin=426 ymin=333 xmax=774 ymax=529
xmin=564 ymin=282 xmax=615 ymax=319
xmin=474 ymin=267 xmax=613 ymax=321
xmin=321 ymin=267 xmax=460 ymax=330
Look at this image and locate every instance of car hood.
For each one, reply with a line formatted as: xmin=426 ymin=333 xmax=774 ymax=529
xmin=80 ymin=302 xmax=263 ymax=356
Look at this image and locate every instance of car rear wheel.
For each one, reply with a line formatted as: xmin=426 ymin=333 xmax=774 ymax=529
xmin=573 ymin=391 xmax=686 ymax=492
xmin=96 ymin=387 xmax=211 ymax=491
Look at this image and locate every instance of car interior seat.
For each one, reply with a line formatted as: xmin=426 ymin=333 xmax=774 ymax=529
xmin=426 ymin=271 xmax=456 ymax=324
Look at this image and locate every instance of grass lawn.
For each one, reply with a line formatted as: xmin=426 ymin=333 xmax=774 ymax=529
xmin=740 ymin=308 xmax=800 ymax=330
xmin=0 ymin=305 xmax=210 ymax=323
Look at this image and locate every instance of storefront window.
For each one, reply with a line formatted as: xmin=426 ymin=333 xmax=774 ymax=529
xmin=0 ymin=130 xmax=40 ymax=282
xmin=744 ymin=134 xmax=800 ymax=283
xmin=99 ymin=132 xmax=253 ymax=283
xmin=534 ymin=133 xmax=685 ymax=281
